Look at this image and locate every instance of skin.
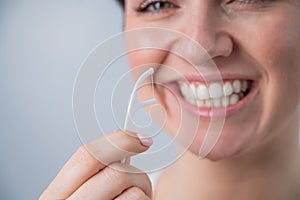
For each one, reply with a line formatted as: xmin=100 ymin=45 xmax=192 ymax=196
xmin=41 ymin=0 xmax=300 ymax=199
xmin=40 ymin=130 xmax=153 ymax=199
xmin=124 ymin=0 xmax=300 ymax=199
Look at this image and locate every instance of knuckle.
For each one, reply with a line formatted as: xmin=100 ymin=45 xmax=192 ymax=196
xmin=73 ymin=145 xmax=97 ymax=166
xmin=102 ymin=164 xmax=128 ymax=185
xmin=75 ymin=146 xmax=94 ymax=163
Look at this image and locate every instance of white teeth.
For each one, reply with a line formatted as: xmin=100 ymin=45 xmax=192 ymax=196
xmin=196 ymin=99 xmax=205 ymax=107
xmin=209 ymin=83 xmax=223 ymax=99
xmin=223 ymin=81 xmax=233 ymax=96
xmin=188 ymin=97 xmax=196 ymax=105
xmin=222 ymin=96 xmax=230 ymax=107
xmin=179 ymin=79 xmax=250 ymax=108
xmin=230 ymin=94 xmax=239 ymax=105
xmin=197 ymin=84 xmax=210 ymax=100
xmin=190 ymin=84 xmax=197 ymax=97
xmin=233 ymin=80 xmax=241 ymax=93
xmin=205 ymin=99 xmax=212 ymax=107
xmin=185 ymin=87 xmax=194 ymax=99
xmin=180 ymin=83 xmax=189 ymax=97
xmin=213 ymin=98 xmax=221 ymax=107
xmin=181 ymin=83 xmax=195 ymax=99
xmin=242 ymin=80 xmax=248 ymax=92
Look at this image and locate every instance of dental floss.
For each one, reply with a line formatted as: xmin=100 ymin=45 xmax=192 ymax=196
xmin=121 ymin=68 xmax=156 ymax=164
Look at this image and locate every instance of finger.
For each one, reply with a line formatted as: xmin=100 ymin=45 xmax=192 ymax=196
xmin=68 ymin=162 xmax=152 ymax=200
xmin=40 ymin=130 xmax=152 ymax=200
xmin=114 ymin=187 xmax=151 ymax=200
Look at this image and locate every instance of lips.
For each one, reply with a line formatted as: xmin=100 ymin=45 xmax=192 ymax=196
xmin=178 ymin=79 xmax=251 ymax=108
xmin=162 ymin=75 xmax=258 ymax=118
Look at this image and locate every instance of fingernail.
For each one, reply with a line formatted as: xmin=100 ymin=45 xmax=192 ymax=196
xmin=137 ymin=134 xmax=153 ymax=147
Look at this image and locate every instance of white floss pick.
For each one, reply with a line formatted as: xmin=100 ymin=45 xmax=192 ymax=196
xmin=121 ymin=68 xmax=156 ymax=164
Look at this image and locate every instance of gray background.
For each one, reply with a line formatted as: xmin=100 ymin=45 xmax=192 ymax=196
xmin=0 ymin=1 xmax=123 ymax=199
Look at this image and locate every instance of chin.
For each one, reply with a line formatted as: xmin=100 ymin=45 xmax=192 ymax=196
xmin=185 ymin=130 xmax=252 ymax=161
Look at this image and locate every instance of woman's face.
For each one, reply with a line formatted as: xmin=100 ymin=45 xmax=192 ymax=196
xmin=123 ymin=0 xmax=300 ymax=160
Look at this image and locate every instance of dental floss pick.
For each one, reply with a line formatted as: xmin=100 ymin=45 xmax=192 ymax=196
xmin=121 ymin=68 xmax=156 ymax=164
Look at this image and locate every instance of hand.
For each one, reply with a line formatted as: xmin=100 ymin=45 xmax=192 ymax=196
xmin=40 ymin=130 xmax=153 ymax=200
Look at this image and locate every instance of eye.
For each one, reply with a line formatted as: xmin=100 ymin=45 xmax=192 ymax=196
xmin=137 ymin=0 xmax=179 ymax=13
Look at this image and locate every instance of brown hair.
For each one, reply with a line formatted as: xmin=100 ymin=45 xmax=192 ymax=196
xmin=117 ymin=0 xmax=124 ymax=7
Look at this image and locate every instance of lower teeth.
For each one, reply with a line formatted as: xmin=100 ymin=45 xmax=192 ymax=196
xmin=185 ymin=92 xmax=247 ymax=108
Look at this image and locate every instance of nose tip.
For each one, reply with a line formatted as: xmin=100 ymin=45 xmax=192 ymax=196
xmin=210 ymin=33 xmax=234 ymax=58
xmin=169 ymin=32 xmax=234 ymax=67
xmin=190 ymin=29 xmax=234 ymax=61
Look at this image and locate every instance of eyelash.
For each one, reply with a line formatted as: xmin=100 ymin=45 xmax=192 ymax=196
xmin=137 ymin=0 xmax=179 ymax=13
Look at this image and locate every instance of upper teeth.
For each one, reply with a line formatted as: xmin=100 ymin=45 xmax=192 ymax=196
xmin=179 ymin=80 xmax=250 ymax=108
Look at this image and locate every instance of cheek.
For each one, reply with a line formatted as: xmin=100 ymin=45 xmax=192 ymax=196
xmin=257 ymin=15 xmax=300 ymax=107
xmin=240 ymin=11 xmax=300 ymax=132
xmin=127 ymin=50 xmax=168 ymax=70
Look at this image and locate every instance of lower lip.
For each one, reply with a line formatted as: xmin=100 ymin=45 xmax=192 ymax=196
xmin=169 ymin=82 xmax=258 ymax=119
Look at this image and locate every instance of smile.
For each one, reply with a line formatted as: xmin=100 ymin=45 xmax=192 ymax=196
xmin=171 ymin=77 xmax=258 ymax=118
xmin=178 ymin=79 xmax=251 ymax=108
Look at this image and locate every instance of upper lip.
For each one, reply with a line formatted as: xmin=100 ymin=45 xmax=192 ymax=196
xmin=155 ymin=72 xmax=260 ymax=85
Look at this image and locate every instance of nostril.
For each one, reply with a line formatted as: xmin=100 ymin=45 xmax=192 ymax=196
xmin=213 ymin=32 xmax=234 ymax=58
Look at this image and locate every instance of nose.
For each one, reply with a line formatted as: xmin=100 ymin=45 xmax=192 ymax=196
xmin=181 ymin=2 xmax=234 ymax=60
